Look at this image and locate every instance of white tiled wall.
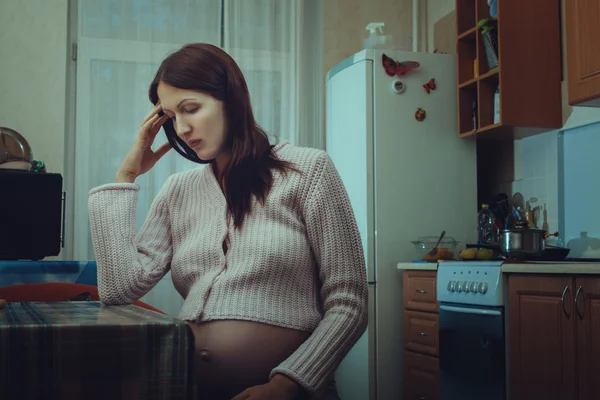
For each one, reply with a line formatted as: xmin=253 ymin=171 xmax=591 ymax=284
xmin=512 ymin=130 xmax=560 ymax=236
xmin=562 ymin=122 xmax=600 ymax=257
xmin=512 ymin=121 xmax=600 ymax=251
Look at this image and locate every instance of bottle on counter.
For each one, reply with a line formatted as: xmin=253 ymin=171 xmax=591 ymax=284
xmin=478 ymin=204 xmax=496 ymax=244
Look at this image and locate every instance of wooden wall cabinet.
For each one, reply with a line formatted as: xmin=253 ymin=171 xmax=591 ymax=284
xmin=508 ymin=274 xmax=600 ymax=400
xmin=565 ymin=0 xmax=600 ymax=107
xmin=402 ymin=270 xmax=439 ymax=400
xmin=455 ymin=0 xmax=562 ymax=139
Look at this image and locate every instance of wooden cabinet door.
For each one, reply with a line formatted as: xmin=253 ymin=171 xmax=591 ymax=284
xmin=509 ymin=275 xmax=577 ymax=400
xmin=575 ymin=277 xmax=600 ymax=400
xmin=403 ymin=310 xmax=439 ymax=357
xmin=566 ymin=0 xmax=600 ymax=106
xmin=403 ymin=270 xmax=438 ymax=313
xmin=403 ymin=350 xmax=439 ymax=400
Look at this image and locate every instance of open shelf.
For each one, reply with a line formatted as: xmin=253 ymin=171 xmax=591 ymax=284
xmin=458 ymin=26 xmax=477 ymax=41
xmin=476 ymin=0 xmax=494 ymax=21
xmin=478 ymin=70 xmax=500 ymax=127
xmin=455 ymin=0 xmax=562 ymax=140
xmin=456 ymin=0 xmax=476 ymax=36
xmin=456 ymin=0 xmax=496 ymax=36
xmin=457 ymin=28 xmax=477 ymax=85
xmin=458 ymin=84 xmax=478 ymax=135
xmin=477 ymin=122 xmax=503 ymax=134
xmin=458 ymin=122 xmax=504 ymax=139
xmin=455 ymin=0 xmax=499 ymax=138
xmin=459 ymin=76 xmax=477 ymax=89
xmin=477 ymin=19 xmax=499 ymax=75
xmin=458 ymin=68 xmax=498 ymax=89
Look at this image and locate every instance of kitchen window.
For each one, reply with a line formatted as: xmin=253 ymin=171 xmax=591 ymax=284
xmin=66 ymin=0 xmax=322 ymax=264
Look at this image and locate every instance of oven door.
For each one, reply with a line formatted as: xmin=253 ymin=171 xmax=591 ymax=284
xmin=439 ymin=303 xmax=506 ymax=400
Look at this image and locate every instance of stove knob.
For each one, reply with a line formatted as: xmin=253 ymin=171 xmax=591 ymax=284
xmin=469 ymin=282 xmax=478 ymax=293
xmin=464 ymin=281 xmax=471 ymax=293
xmin=447 ymin=281 xmax=456 ymax=292
xmin=478 ymin=282 xmax=488 ymax=294
xmin=456 ymin=281 xmax=464 ymax=292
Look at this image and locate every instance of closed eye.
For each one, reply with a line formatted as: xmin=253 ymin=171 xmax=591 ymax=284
xmin=163 ymin=105 xmax=199 ymax=120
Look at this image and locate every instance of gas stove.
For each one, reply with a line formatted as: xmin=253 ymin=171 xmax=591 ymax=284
xmin=436 ymin=261 xmax=505 ymax=307
xmin=436 ymin=261 xmax=507 ymax=400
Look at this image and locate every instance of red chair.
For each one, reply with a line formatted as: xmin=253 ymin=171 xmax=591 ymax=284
xmin=0 ymin=283 xmax=165 ymax=314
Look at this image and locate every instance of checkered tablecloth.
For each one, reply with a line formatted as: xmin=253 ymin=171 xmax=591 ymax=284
xmin=0 ymin=301 xmax=192 ymax=399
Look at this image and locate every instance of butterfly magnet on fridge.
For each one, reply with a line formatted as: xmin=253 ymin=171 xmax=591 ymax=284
xmin=423 ymin=78 xmax=436 ymax=94
xmin=382 ymin=54 xmax=420 ymax=77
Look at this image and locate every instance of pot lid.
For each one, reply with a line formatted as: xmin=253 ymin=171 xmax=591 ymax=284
xmin=505 ymin=219 xmax=546 ymax=233
xmin=515 ymin=220 xmax=530 ymax=229
xmin=0 ymin=127 xmax=33 ymax=170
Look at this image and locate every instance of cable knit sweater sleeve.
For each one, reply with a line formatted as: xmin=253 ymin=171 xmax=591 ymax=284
xmin=88 ymin=177 xmax=174 ymax=305
xmin=270 ymin=151 xmax=369 ymax=393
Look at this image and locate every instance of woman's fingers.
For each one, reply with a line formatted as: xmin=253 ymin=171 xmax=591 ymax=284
xmin=139 ymin=112 xmax=168 ymax=142
xmin=149 ymin=114 xmax=169 ymax=136
xmin=141 ymin=103 xmax=162 ymax=126
xmin=141 ymin=113 xmax=160 ymax=132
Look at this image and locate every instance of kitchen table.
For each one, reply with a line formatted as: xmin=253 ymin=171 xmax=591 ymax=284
xmin=0 ymin=301 xmax=193 ymax=399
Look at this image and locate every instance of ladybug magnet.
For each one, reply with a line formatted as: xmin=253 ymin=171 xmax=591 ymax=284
xmin=415 ymin=108 xmax=426 ymax=122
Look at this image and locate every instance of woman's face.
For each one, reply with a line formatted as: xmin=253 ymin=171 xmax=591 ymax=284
xmin=157 ymin=82 xmax=229 ymax=163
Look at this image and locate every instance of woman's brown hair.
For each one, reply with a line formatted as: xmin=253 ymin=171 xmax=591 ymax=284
xmin=149 ymin=43 xmax=296 ymax=228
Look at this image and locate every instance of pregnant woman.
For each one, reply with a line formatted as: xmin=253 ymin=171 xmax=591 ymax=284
xmin=88 ymin=43 xmax=368 ymax=400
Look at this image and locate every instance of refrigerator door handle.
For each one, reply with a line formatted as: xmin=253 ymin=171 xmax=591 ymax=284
xmin=367 ymin=283 xmax=377 ymax=400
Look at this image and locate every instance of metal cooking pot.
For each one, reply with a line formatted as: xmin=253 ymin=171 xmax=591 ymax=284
xmin=0 ymin=126 xmax=33 ymax=171
xmin=501 ymin=220 xmax=559 ymax=260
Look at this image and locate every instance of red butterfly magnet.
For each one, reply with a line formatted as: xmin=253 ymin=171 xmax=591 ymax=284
xmin=382 ymin=54 xmax=420 ymax=77
xmin=423 ymin=78 xmax=436 ymax=93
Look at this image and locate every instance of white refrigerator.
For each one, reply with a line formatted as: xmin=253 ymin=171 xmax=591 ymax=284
xmin=326 ymin=49 xmax=478 ymax=400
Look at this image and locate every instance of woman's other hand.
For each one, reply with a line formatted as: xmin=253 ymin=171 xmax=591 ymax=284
xmin=230 ymin=374 xmax=300 ymax=400
xmin=115 ymin=103 xmax=171 ymax=183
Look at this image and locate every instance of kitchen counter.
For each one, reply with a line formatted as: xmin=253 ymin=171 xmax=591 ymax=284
xmin=396 ymin=262 xmax=438 ymax=271
xmin=397 ymin=261 xmax=600 ymax=274
xmin=501 ymin=262 xmax=600 ymax=274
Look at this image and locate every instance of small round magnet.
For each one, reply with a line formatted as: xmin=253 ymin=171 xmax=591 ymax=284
xmin=392 ymin=80 xmax=406 ymax=94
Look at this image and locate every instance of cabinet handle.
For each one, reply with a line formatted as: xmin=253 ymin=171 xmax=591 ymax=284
xmin=60 ymin=191 xmax=67 ymax=248
xmin=575 ymin=285 xmax=584 ymax=320
xmin=416 ymin=289 xmax=428 ymax=294
xmin=417 ymin=332 xmax=428 ymax=336
xmin=561 ymin=285 xmax=570 ymax=317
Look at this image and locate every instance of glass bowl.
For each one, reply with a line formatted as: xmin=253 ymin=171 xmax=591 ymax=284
xmin=412 ymin=236 xmax=460 ymax=261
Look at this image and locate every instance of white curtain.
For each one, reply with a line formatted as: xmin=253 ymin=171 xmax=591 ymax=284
xmin=71 ymin=0 xmax=323 ymax=316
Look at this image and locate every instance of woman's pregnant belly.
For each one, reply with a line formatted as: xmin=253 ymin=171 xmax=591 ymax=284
xmin=187 ymin=320 xmax=311 ymax=399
